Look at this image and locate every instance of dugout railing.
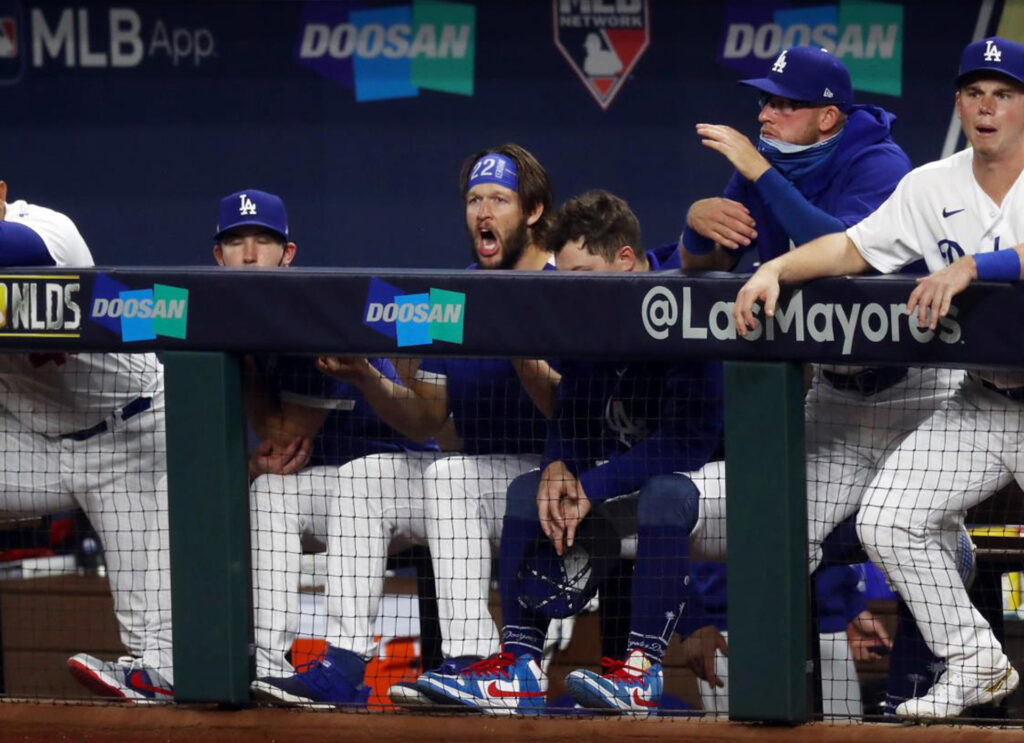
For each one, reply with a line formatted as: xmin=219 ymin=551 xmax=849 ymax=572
xmin=3 ymin=266 xmax=1024 ymax=723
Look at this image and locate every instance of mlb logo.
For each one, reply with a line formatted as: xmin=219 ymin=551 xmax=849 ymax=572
xmin=553 ymin=0 xmax=650 ymax=110
xmin=0 ymin=17 xmax=15 ymax=58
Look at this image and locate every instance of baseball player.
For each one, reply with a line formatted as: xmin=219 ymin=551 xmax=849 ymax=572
xmin=208 ymin=189 xmax=438 ymax=698
xmin=683 ymin=43 xmax=959 ymax=573
xmin=257 ymin=144 xmax=560 ymax=706
xmin=733 ymin=36 xmax=1024 ymax=719
xmin=0 ymin=183 xmax=173 ymax=701
xmin=680 ymin=46 xmax=972 ymax=711
xmin=416 ymin=190 xmax=723 ymax=716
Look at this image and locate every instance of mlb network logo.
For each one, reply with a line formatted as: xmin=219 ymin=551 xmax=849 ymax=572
xmin=554 ymin=0 xmax=650 ymax=110
xmin=90 ymin=274 xmax=188 ymax=342
xmin=363 ymin=277 xmax=464 ymax=348
xmin=297 ymin=0 xmax=475 ymax=102
xmin=0 ymin=17 xmax=16 ymax=58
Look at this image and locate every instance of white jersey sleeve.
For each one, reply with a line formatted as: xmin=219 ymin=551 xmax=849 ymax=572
xmin=845 ymin=173 xmax=924 ymax=274
xmin=4 ymin=200 xmax=94 ymax=267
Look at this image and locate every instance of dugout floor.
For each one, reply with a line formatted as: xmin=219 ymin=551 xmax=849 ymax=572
xmin=1 ymin=703 xmax=1024 ymax=743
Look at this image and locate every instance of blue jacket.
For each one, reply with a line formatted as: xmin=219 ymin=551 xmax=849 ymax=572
xmin=722 ymin=104 xmax=911 ymax=262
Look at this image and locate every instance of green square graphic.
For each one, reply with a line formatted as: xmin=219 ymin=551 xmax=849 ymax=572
xmin=428 ymin=288 xmax=465 ymax=344
xmin=153 ymin=284 xmax=189 ymax=339
xmin=839 ymin=0 xmax=903 ymax=97
xmin=410 ymin=1 xmax=475 ymax=96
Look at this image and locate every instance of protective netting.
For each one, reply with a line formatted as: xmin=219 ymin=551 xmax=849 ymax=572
xmin=2 ymin=350 xmax=1023 ymax=723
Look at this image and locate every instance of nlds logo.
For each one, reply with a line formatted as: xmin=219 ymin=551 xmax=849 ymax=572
xmin=0 ymin=279 xmax=82 ymax=335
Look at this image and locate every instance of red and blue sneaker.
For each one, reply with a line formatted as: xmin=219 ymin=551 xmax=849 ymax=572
xmin=565 ymin=650 xmax=663 ymax=716
xmin=67 ymin=653 xmax=174 ymax=703
xmin=415 ymin=652 xmax=547 ymax=715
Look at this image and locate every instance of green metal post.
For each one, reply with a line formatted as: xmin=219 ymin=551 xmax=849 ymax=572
xmin=724 ymin=360 xmax=808 ymax=722
xmin=163 ymin=352 xmax=251 ymax=703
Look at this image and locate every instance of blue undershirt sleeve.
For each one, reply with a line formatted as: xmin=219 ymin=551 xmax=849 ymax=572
xmin=0 ymin=222 xmax=56 ymax=267
xmin=752 ymin=168 xmax=845 ymax=246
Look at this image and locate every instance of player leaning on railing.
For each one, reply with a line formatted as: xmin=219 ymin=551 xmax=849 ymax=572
xmin=679 ymin=44 xmax=968 ymax=716
xmin=734 ymin=37 xmax=1024 ymax=720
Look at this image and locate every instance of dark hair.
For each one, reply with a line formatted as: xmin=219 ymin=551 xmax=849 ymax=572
xmin=459 ymin=143 xmax=554 ymax=243
xmin=545 ymin=190 xmax=641 ymax=261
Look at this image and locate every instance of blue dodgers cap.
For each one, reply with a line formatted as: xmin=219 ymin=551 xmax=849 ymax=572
xmin=956 ymin=37 xmax=1024 ymax=88
xmin=467 ymin=153 xmax=518 ymax=192
xmin=739 ymin=46 xmax=853 ymax=111
xmin=215 ymin=189 xmax=289 ymax=241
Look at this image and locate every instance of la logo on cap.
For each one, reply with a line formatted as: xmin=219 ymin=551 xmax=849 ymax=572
xmin=239 ymin=193 xmax=257 ymax=216
xmin=984 ymin=39 xmax=1002 ymax=62
xmin=772 ymin=50 xmax=787 ymax=73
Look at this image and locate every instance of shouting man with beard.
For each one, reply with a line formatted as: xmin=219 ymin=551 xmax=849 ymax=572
xmin=306 ymin=144 xmax=561 ymax=709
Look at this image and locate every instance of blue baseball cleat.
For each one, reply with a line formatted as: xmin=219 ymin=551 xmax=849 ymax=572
xmin=565 ymin=651 xmax=663 ymax=716
xmin=250 ymin=646 xmax=370 ymax=707
xmin=415 ymin=652 xmax=547 ymax=715
xmin=388 ymin=656 xmax=482 ymax=709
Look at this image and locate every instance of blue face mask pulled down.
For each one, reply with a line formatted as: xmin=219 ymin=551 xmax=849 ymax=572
xmin=757 ymin=132 xmax=841 ymax=182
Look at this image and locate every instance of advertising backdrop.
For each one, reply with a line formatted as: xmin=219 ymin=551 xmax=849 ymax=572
xmin=0 ymin=0 xmax=1006 ymax=267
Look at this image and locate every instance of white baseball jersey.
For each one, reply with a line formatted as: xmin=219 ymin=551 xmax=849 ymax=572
xmin=847 ymin=147 xmax=1024 ymax=387
xmin=0 ymin=199 xmax=162 ymax=435
xmin=0 ymin=198 xmax=172 ymax=681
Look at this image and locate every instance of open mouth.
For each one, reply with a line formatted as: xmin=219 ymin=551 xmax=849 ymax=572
xmin=976 ymin=124 xmax=998 ymax=136
xmin=478 ymin=228 xmax=499 ymax=257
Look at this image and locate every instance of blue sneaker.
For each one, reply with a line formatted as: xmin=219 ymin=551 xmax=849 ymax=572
xmin=388 ymin=656 xmax=482 ymax=709
xmin=565 ymin=651 xmax=663 ymax=716
xmin=250 ymin=646 xmax=370 ymax=707
xmin=416 ymin=652 xmax=547 ymax=715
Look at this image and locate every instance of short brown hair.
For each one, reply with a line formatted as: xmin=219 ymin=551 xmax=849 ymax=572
xmin=546 ymin=190 xmax=641 ymax=262
xmin=459 ymin=143 xmax=554 ymax=243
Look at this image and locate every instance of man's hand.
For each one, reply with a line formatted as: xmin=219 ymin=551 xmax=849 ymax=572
xmin=846 ymin=609 xmax=892 ymax=662
xmin=687 ymin=197 xmax=757 ymax=250
xmin=536 ymin=460 xmax=591 ymax=556
xmin=680 ymin=625 xmax=729 ymax=687
xmin=316 ymin=356 xmax=374 ymax=384
xmin=248 ymin=436 xmax=312 ymax=479
xmin=906 ymin=257 xmax=976 ymax=330
xmin=696 ymin=124 xmax=771 ymax=182
xmin=733 ymin=263 xmax=783 ymax=336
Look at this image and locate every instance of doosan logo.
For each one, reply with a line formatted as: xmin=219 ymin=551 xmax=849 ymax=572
xmin=363 ymin=277 xmax=464 ymax=347
xmin=365 ymin=299 xmax=462 ymax=325
xmin=91 ymin=295 xmax=186 ymax=321
xmin=90 ymin=275 xmax=188 ymax=342
xmin=296 ymin=0 xmax=475 ymax=102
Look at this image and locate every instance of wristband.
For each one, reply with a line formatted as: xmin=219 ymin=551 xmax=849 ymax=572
xmin=975 ymin=249 xmax=1021 ymax=281
xmin=680 ymin=223 xmax=715 ymax=256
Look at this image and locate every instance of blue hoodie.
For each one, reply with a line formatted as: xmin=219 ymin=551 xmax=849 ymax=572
xmin=689 ymin=104 xmax=912 ymax=262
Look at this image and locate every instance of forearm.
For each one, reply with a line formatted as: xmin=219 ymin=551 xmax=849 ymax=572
xmin=512 ymin=358 xmax=561 ymax=419
xmin=768 ymin=233 xmax=870 ymax=284
xmin=354 ymin=367 xmax=448 ymax=441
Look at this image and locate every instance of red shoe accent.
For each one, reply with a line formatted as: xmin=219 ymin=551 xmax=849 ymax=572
xmin=631 ymin=689 xmax=659 ymax=708
xmin=126 ymin=670 xmax=174 ymax=697
xmin=485 ymin=681 xmax=545 ymax=699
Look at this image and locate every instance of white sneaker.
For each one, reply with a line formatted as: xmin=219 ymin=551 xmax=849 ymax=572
xmin=896 ymin=663 xmax=1019 ymax=719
